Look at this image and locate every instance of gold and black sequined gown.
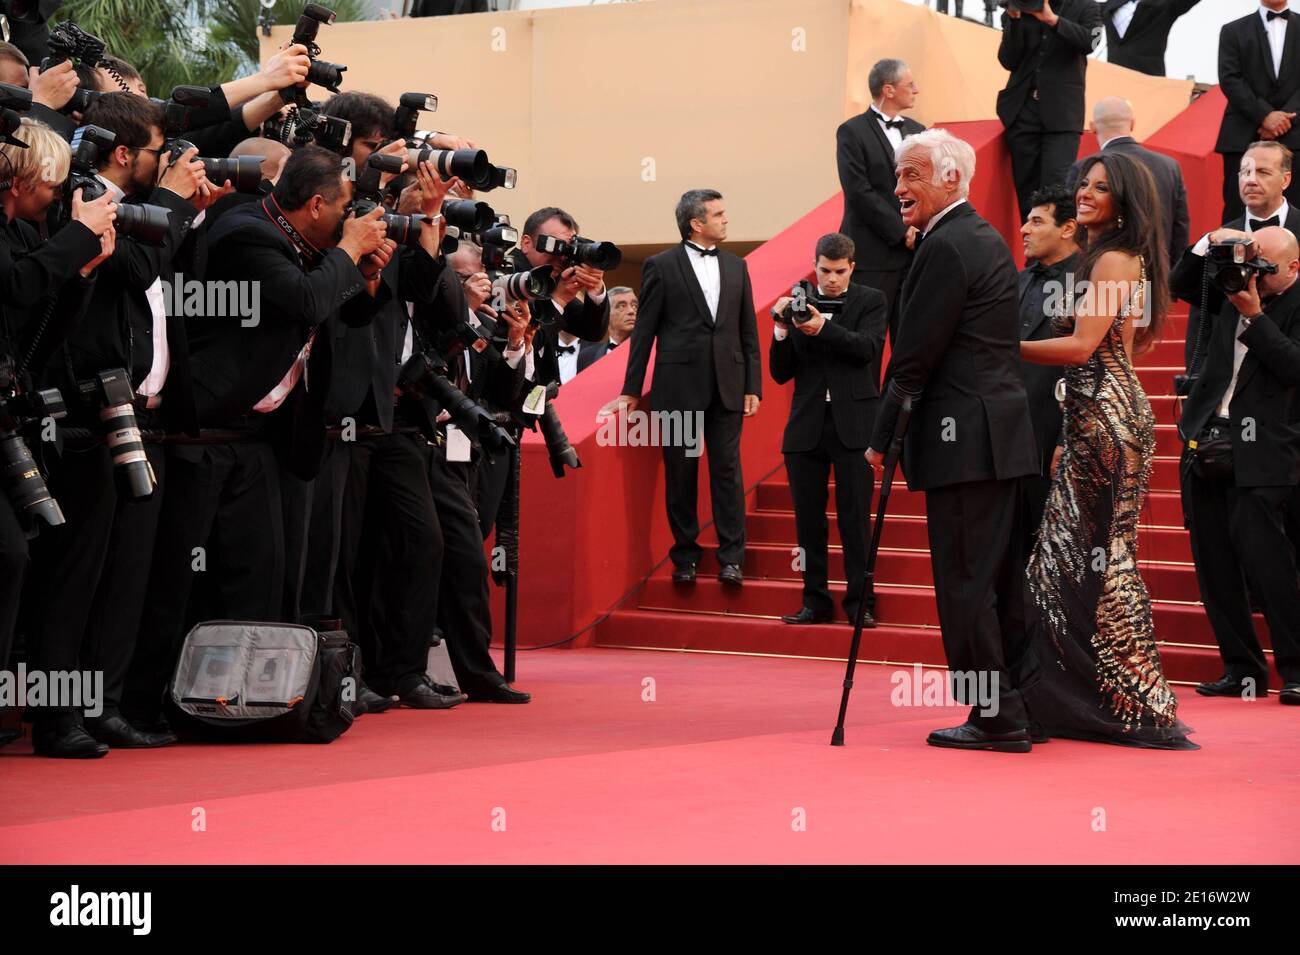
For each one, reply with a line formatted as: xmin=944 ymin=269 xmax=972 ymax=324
xmin=1023 ymin=263 xmax=1197 ymax=749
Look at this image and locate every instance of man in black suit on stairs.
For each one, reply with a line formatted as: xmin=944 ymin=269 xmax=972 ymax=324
xmin=1215 ymin=1 xmax=1300 ymax=222
xmin=1103 ymin=0 xmax=1201 ymax=77
xmin=836 ymin=58 xmax=924 ymax=345
xmin=770 ymin=233 xmax=887 ymax=628
xmin=866 ymin=129 xmax=1040 ymax=752
xmin=998 ymin=0 xmax=1103 ymax=219
xmin=615 ymin=189 xmax=761 ymax=587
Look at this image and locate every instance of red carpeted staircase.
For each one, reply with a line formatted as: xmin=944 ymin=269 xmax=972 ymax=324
xmin=595 ymin=306 xmax=1282 ymax=689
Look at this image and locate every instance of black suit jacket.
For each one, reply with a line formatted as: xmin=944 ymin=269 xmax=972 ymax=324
xmin=1179 ymin=279 xmax=1300 ymax=486
xmin=835 ymin=109 xmax=925 ymax=273
xmin=1068 ymin=136 xmax=1189 ymax=264
xmin=997 ymin=0 xmax=1103 ymax=133
xmin=621 ymin=243 xmax=760 ymax=413
xmin=870 ymin=203 xmax=1038 ymax=491
xmin=507 ymin=249 xmax=609 ymax=386
xmin=1017 ymin=254 xmax=1079 ymax=473
xmin=769 ymin=284 xmax=887 ymax=453
xmin=1171 ymin=202 xmax=1300 ymax=370
xmin=576 ymin=337 xmax=619 ymax=373
xmin=1215 ymin=10 xmax=1300 ymax=154
xmin=190 ymin=199 xmax=375 ymax=429
xmin=1104 ymin=0 xmax=1201 ymax=77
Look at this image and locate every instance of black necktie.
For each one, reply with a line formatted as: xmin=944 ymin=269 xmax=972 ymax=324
xmin=556 ymin=344 xmax=576 ymax=356
xmin=1250 ymin=215 xmax=1281 ymax=230
xmin=1268 ymin=9 xmax=1290 ymax=21
xmin=685 ymin=241 xmax=718 ymax=257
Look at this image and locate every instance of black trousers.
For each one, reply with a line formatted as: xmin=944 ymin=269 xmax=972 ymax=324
xmin=784 ymin=411 xmax=872 ymax=617
xmin=282 ymin=440 xmax=351 ymax=622
xmin=429 ymin=444 xmax=506 ymax=694
xmin=1181 ymin=463 xmax=1300 ymax=685
xmin=662 ymin=391 xmax=746 ymax=568
xmin=25 ymin=440 xmax=166 ymax=727
xmin=1221 ymin=151 xmax=1300 ymax=224
xmin=924 ymin=478 xmax=1030 ymax=732
xmin=852 ymin=268 xmax=903 ymax=350
xmin=0 ymin=489 xmax=29 ymax=674
xmin=340 ymin=433 xmax=442 ymax=695
xmin=1004 ymin=97 xmax=1082 ymax=220
xmin=124 ymin=440 xmax=285 ymax=723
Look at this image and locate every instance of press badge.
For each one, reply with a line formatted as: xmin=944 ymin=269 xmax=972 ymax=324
xmin=446 ymin=425 xmax=472 ymax=462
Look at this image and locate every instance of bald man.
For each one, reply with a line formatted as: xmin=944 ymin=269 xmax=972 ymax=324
xmin=1178 ymin=226 xmax=1300 ymax=705
xmin=201 ymin=138 xmax=292 ymax=228
xmin=1067 ymin=96 xmax=1188 ymax=264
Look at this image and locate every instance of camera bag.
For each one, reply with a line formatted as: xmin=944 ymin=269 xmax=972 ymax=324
xmin=165 ymin=620 xmax=358 ymax=743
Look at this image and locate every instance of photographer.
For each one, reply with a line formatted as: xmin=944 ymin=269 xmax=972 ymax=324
xmin=127 ymin=145 xmax=388 ymax=734
xmin=769 ymin=233 xmax=886 ymax=627
xmin=1179 ymin=226 xmax=1300 ymax=706
xmin=997 ymin=0 xmax=1102 ymax=219
xmin=510 ymin=206 xmax=611 ymax=386
xmin=22 ymin=91 xmax=215 ymax=757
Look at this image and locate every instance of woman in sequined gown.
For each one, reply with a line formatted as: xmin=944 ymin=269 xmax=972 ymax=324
xmin=1019 ymin=152 xmax=1197 ymax=750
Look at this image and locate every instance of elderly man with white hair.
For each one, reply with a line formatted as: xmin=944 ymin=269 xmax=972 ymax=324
xmin=1066 ymin=96 xmax=1189 ymax=264
xmin=866 ymin=128 xmax=1040 ymax=753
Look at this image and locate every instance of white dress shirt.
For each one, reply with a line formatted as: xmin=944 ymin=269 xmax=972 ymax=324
xmin=1191 ymin=200 xmax=1289 ymax=255
xmin=871 ymin=105 xmax=904 ymax=155
xmin=684 ymin=241 xmax=721 ymax=320
xmin=1218 ymin=315 xmax=1257 ymax=417
xmin=1112 ymin=1 xmax=1139 ymax=40
xmin=1261 ymin=4 xmax=1291 ymax=77
xmin=555 ymin=332 xmax=581 ymax=384
xmin=255 ymin=333 xmax=313 ymax=413
xmin=773 ymin=284 xmax=842 ymax=400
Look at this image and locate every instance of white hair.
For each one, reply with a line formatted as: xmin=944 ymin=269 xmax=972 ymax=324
xmin=896 ymin=128 xmax=975 ymax=199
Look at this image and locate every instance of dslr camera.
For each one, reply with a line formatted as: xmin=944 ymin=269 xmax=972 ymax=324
xmin=1205 ymin=237 xmax=1279 ymax=296
xmin=534 ymin=234 xmax=622 ymax=271
xmin=66 ymin=125 xmax=172 ymax=245
xmin=160 ymin=86 xmax=265 ymax=194
xmin=0 ymin=358 xmax=65 ymax=538
xmin=780 ymin=280 xmax=845 ymax=324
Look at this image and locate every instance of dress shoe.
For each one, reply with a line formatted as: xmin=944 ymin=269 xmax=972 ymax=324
xmin=85 ymin=715 xmax=177 ymax=748
xmin=1029 ymin=723 xmax=1051 ymax=744
xmin=466 ymin=683 xmax=532 ymax=704
xmin=782 ymin=606 xmax=832 ymax=625
xmin=33 ymin=724 xmax=109 ymax=759
xmin=1280 ymin=683 xmax=1300 ymax=705
xmin=398 ymin=676 xmax=465 ymax=709
xmin=356 ymin=682 xmax=395 ymax=715
xmin=926 ymin=721 xmax=1032 ymax=753
xmin=717 ymin=563 xmax=744 ymax=586
xmin=843 ymin=605 xmax=877 ymax=629
xmin=671 ymin=563 xmax=697 ymax=584
xmin=1195 ymin=674 xmax=1266 ymax=699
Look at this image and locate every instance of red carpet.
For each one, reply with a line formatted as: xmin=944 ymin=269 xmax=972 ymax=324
xmin=2 ymin=648 xmax=1295 ymax=864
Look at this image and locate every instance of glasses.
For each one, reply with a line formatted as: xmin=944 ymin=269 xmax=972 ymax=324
xmin=133 ymin=144 xmax=168 ymax=159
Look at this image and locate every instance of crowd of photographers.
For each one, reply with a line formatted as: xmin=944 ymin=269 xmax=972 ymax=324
xmin=0 ymin=9 xmax=624 ymax=757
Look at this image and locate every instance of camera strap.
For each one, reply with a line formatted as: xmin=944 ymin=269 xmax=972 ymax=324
xmin=261 ymin=195 xmax=324 ymax=269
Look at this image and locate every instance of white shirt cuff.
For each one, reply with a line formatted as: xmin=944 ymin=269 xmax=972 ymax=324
xmin=1192 ymin=233 xmax=1211 ymax=256
xmin=773 ymin=325 xmax=789 ymax=341
xmin=504 ymin=343 xmax=525 ymax=368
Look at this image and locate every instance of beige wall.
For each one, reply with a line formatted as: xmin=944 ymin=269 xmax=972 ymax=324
xmin=263 ymin=0 xmax=1194 ymax=247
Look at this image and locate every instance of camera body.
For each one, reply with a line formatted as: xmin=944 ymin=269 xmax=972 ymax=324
xmin=1206 ymin=238 xmax=1279 ymax=296
xmin=352 ymin=152 xmax=429 ymax=248
xmin=533 ymin=234 xmax=623 ymax=271
xmin=262 ymin=106 xmax=352 ymax=152
xmin=66 ymin=125 xmax=172 ymax=246
xmin=783 ymin=280 xmax=846 ymax=325
xmin=282 ymin=2 xmax=347 ymax=111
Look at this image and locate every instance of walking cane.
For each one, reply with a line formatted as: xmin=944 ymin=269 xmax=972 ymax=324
xmin=831 ymin=393 xmax=914 ymax=746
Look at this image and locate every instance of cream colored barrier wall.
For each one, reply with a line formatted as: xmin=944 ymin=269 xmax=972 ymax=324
xmin=262 ymin=0 xmax=1195 ymax=247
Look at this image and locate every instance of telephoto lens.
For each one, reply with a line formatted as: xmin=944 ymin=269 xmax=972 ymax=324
xmin=112 ymin=202 xmax=172 ymax=245
xmin=538 ymin=401 xmax=581 ymax=478
xmin=442 ymin=198 xmax=494 ymax=232
xmin=0 ymin=431 xmax=65 ymax=538
xmin=203 ymin=156 xmax=264 ymax=194
xmin=79 ymin=369 xmax=157 ymax=500
xmin=396 ymin=354 xmax=513 ymax=451
xmin=382 ymin=212 xmax=426 ymax=247
xmin=491 ymin=267 xmax=560 ymax=312
xmin=405 ymin=146 xmax=489 ymax=184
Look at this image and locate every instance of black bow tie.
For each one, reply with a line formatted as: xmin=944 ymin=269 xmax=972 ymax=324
xmin=555 ymin=344 xmax=577 ymax=356
xmin=1268 ymin=8 xmax=1290 ymax=21
xmin=607 ymin=339 xmax=620 ymax=350
xmin=685 ymin=242 xmax=718 ymax=257
xmin=882 ymin=117 xmax=906 ymax=130
xmin=1250 ymin=215 xmax=1281 ymax=230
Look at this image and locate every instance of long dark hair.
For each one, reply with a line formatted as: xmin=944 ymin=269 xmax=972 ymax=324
xmin=1073 ymin=151 xmax=1169 ymax=354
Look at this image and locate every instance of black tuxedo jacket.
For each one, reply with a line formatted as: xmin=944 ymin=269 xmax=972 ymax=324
xmin=190 ymin=199 xmax=375 ymax=429
xmin=1179 ymin=278 xmax=1300 ymax=486
xmin=769 ymin=284 xmax=887 ymax=453
xmin=1103 ymin=0 xmax=1201 ymax=76
xmin=1171 ymin=202 xmax=1300 ymax=369
xmin=621 ymin=243 xmax=760 ymax=413
xmin=507 ymin=249 xmax=609 ymax=386
xmin=1068 ymin=136 xmax=1189 ymax=263
xmin=53 ymin=186 xmax=203 ymax=436
xmin=835 ymin=109 xmax=925 ymax=272
xmin=997 ymin=0 xmax=1103 ymax=133
xmin=870 ymin=203 xmax=1038 ymax=491
xmin=1216 ymin=10 xmax=1300 ymax=154
xmin=576 ymin=337 xmax=619 ymax=373
xmin=0 ymin=216 xmax=100 ymax=370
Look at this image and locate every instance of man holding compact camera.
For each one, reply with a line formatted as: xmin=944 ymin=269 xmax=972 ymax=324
xmin=769 ymin=233 xmax=887 ymax=627
xmin=1178 ymin=225 xmax=1300 ymax=706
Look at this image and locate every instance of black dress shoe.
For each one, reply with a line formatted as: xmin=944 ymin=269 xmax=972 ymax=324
xmin=781 ymin=606 xmax=832 ymax=625
xmin=1195 ymin=674 xmax=1266 ymax=698
xmin=356 ymin=682 xmax=395 ymax=715
xmin=398 ymin=677 xmax=466 ymax=709
xmin=33 ymin=724 xmax=109 ymax=759
xmin=1280 ymin=683 xmax=1300 ymax=705
xmin=671 ymin=563 xmax=697 ymax=584
xmin=1029 ymin=723 xmax=1051 ymax=744
xmin=85 ymin=715 xmax=177 ymax=748
xmin=717 ymin=563 xmax=743 ymax=586
xmin=927 ymin=721 xmax=1032 ymax=753
xmin=466 ymin=683 xmax=532 ymax=704
xmin=843 ymin=605 xmax=877 ymax=628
